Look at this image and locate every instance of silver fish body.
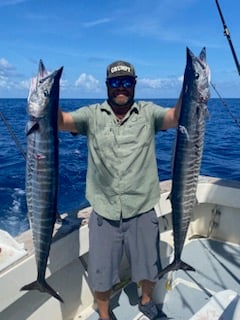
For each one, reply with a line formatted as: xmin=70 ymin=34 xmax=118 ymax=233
xmin=159 ymin=47 xmax=210 ymax=278
xmin=21 ymin=60 xmax=63 ymax=302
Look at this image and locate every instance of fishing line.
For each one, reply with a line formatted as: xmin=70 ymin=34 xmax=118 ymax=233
xmin=0 ymin=110 xmax=26 ymax=160
xmin=213 ymin=1 xmax=240 ymax=129
xmin=215 ymin=0 xmax=240 ymax=75
xmin=210 ymin=82 xmax=240 ymax=129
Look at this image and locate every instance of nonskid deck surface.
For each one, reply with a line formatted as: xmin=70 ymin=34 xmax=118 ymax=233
xmin=162 ymin=238 xmax=240 ymax=319
xmin=86 ymin=238 xmax=240 ymax=320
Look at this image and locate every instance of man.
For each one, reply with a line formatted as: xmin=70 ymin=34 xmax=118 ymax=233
xmin=58 ymin=61 xmax=182 ymax=320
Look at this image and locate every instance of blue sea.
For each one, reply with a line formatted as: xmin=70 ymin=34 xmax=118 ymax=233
xmin=0 ymin=98 xmax=240 ymax=237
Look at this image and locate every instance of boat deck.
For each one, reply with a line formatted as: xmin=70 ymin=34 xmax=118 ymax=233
xmin=84 ymin=238 xmax=240 ymax=320
xmin=1 ymin=177 xmax=240 ymax=320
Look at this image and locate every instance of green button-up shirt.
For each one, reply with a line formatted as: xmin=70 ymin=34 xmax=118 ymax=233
xmin=70 ymin=100 xmax=169 ymax=220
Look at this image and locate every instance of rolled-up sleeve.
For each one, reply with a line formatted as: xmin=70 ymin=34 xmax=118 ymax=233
xmin=70 ymin=106 xmax=92 ymax=135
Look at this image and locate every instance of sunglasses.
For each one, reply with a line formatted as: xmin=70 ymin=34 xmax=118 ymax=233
xmin=107 ymin=77 xmax=135 ymax=89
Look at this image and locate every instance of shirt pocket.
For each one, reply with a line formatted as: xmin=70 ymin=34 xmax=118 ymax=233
xmin=89 ymin=123 xmax=114 ymax=152
xmin=120 ymin=119 xmax=152 ymax=149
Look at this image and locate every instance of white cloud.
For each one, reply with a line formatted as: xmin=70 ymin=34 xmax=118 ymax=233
xmin=19 ymin=79 xmax=31 ymax=89
xmin=138 ymin=77 xmax=182 ymax=89
xmin=75 ymin=73 xmax=100 ymax=92
xmin=59 ymin=78 xmax=68 ymax=90
xmin=0 ymin=58 xmax=30 ymax=95
xmin=83 ymin=18 xmax=113 ymax=28
xmin=0 ymin=76 xmax=29 ymax=91
xmin=0 ymin=58 xmax=14 ymax=70
xmin=0 ymin=76 xmax=8 ymax=88
xmin=0 ymin=0 xmax=28 ymax=7
xmin=0 ymin=58 xmax=14 ymax=89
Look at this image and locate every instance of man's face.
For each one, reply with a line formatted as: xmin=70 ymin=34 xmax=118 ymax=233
xmin=106 ymin=76 xmax=136 ymax=107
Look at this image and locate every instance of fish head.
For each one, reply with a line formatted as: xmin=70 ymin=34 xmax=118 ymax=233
xmin=27 ymin=60 xmax=63 ymax=118
xmin=184 ymin=47 xmax=211 ymax=103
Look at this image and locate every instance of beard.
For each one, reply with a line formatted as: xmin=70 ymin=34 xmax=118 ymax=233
xmin=108 ymin=88 xmax=134 ymax=108
xmin=112 ymin=94 xmax=131 ymax=106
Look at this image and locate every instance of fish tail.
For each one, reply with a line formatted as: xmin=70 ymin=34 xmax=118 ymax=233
xmin=21 ymin=280 xmax=64 ymax=303
xmin=158 ymin=259 xmax=195 ymax=279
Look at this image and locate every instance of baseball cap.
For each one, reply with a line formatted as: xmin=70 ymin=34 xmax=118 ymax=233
xmin=106 ymin=60 xmax=137 ymax=79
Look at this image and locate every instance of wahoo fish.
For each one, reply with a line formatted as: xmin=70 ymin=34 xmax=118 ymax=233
xmin=159 ymin=47 xmax=210 ymax=278
xmin=21 ymin=60 xmax=63 ymax=302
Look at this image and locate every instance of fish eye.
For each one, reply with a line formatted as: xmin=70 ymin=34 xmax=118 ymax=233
xmin=195 ymin=72 xmax=200 ymax=79
xmin=43 ymin=89 xmax=49 ymax=97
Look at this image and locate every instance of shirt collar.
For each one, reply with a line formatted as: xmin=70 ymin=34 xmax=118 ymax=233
xmin=100 ymin=100 xmax=139 ymax=115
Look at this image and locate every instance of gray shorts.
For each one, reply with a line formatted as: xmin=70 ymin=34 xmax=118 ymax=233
xmin=88 ymin=209 xmax=161 ymax=292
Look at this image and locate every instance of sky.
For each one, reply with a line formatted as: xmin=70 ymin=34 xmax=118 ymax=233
xmin=0 ymin=0 xmax=240 ymax=99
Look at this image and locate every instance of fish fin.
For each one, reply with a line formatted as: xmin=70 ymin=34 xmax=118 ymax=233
xmin=158 ymin=259 xmax=195 ymax=279
xmin=199 ymin=47 xmax=206 ymax=63
xmin=25 ymin=121 xmax=39 ymax=136
xmin=39 ymin=59 xmax=48 ymax=78
xmin=158 ymin=262 xmax=176 ymax=279
xmin=21 ymin=279 xmax=64 ymax=303
xmin=178 ymin=260 xmax=195 ymax=272
xmin=179 ymin=125 xmax=190 ymax=140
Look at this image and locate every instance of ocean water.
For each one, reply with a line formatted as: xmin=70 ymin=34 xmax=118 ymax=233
xmin=0 ymin=98 xmax=240 ymax=237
